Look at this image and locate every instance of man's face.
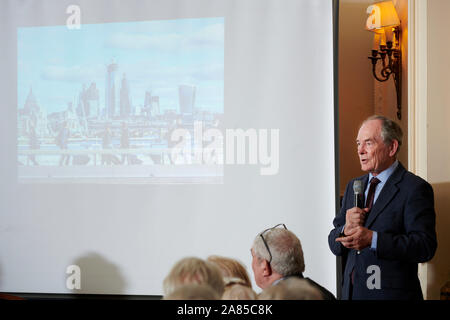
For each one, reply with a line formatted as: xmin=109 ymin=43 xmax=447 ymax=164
xmin=251 ymin=248 xmax=266 ymax=289
xmin=356 ymin=120 xmax=395 ymax=175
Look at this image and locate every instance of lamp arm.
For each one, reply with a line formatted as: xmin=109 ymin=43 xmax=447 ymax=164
xmin=369 ymin=58 xmax=391 ymax=82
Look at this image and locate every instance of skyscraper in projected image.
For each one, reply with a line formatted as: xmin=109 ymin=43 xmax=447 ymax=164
xmin=120 ymin=73 xmax=131 ymax=118
xmin=105 ymin=61 xmax=118 ymax=119
xmin=178 ymin=84 xmax=196 ymax=115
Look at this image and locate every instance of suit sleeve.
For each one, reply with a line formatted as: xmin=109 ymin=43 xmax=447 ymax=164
xmin=328 ymin=181 xmax=352 ymax=257
xmin=376 ymin=180 xmax=437 ymax=263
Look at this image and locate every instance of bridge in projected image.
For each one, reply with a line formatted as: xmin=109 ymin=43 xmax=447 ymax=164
xmin=17 ymin=146 xmax=223 ymax=184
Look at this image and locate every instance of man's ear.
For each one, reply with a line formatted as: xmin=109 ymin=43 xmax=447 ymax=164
xmin=262 ymin=259 xmax=272 ymax=277
xmin=389 ymin=139 xmax=399 ymax=157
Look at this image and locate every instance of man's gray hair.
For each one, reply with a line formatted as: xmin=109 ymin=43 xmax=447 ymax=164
xmin=252 ymin=228 xmax=305 ymax=276
xmin=364 ymin=115 xmax=403 ymax=154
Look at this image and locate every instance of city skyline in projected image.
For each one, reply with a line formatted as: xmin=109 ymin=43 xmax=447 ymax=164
xmin=17 ymin=17 xmax=225 ymax=183
xmin=18 ymin=17 xmax=224 ymax=114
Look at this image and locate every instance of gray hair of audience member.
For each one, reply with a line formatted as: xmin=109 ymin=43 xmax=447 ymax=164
xmin=222 ymin=283 xmax=258 ymax=300
xmin=163 ymin=257 xmax=225 ymax=297
xmin=258 ymin=278 xmax=323 ymax=300
xmin=252 ymin=228 xmax=305 ymax=276
xmin=163 ymin=283 xmax=220 ymax=300
xmin=363 ymin=115 xmax=403 ymax=154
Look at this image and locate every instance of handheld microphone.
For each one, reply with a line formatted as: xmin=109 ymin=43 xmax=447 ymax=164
xmin=353 ymin=180 xmax=364 ymax=208
xmin=340 ymin=180 xmax=364 ymax=238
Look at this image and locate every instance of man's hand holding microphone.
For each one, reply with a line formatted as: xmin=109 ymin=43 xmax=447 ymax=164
xmin=336 ymin=180 xmax=373 ymax=251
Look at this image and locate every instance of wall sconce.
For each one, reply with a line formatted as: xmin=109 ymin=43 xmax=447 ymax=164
xmin=366 ymin=1 xmax=402 ymax=120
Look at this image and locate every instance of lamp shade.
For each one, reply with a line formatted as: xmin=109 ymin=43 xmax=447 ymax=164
xmin=366 ymin=1 xmax=400 ymax=31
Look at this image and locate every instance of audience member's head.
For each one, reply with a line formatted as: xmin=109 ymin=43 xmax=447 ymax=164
xmin=163 ymin=257 xmax=225 ymax=297
xmin=207 ymin=255 xmax=252 ymax=288
xmin=258 ymin=277 xmax=322 ymax=300
xmin=251 ymin=224 xmax=305 ymax=289
xmin=163 ymin=283 xmax=220 ymax=300
xmin=222 ymin=283 xmax=257 ymax=300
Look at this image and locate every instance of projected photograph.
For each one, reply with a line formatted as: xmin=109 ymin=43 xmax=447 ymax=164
xmin=17 ymin=18 xmax=224 ymax=183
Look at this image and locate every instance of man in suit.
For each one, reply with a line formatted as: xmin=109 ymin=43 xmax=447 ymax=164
xmin=251 ymin=224 xmax=336 ymax=300
xmin=329 ymin=115 xmax=437 ymax=300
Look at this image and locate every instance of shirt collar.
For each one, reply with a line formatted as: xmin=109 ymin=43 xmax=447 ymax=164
xmin=368 ymin=160 xmax=399 ymax=184
xmin=271 ymin=273 xmax=304 ymax=286
xmin=272 ymin=277 xmax=284 ymax=286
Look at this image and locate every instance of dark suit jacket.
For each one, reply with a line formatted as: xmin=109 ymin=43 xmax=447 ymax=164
xmin=282 ymin=274 xmax=336 ymax=300
xmin=328 ymin=162 xmax=437 ymax=300
xmin=303 ymin=276 xmax=336 ymax=300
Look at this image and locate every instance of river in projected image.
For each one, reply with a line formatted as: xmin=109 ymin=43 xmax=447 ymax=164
xmin=17 ymin=18 xmax=224 ymax=183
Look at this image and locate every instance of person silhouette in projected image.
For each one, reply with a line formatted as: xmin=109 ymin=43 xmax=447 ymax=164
xmin=165 ymin=117 xmax=183 ymax=165
xmin=120 ymin=121 xmax=130 ymax=165
xmin=28 ymin=124 xmax=40 ymax=166
xmin=101 ymin=123 xmax=115 ymax=165
xmin=57 ymin=121 xmax=71 ymax=166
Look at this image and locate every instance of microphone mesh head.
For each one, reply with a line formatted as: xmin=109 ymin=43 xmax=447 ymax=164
xmin=353 ymin=180 xmax=363 ymax=194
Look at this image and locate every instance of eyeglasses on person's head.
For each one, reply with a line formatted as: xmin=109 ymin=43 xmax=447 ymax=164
xmin=259 ymin=223 xmax=287 ymax=264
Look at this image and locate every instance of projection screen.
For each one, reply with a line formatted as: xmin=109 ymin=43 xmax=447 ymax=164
xmin=0 ymin=0 xmax=337 ymax=296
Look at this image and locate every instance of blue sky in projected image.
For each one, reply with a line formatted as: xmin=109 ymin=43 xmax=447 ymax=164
xmin=18 ymin=18 xmax=224 ymax=114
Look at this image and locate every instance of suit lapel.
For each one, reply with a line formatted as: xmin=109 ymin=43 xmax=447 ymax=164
xmin=365 ymin=162 xmax=406 ymax=228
